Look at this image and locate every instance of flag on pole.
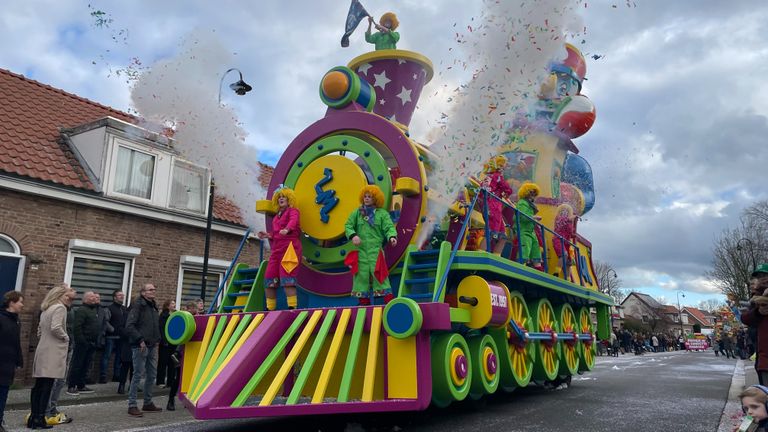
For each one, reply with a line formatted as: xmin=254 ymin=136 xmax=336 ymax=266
xmin=341 ymin=0 xmax=370 ymax=47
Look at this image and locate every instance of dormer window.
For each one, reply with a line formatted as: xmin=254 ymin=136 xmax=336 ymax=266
xmin=170 ymin=160 xmax=207 ymax=213
xmin=114 ymin=145 xmax=156 ymax=199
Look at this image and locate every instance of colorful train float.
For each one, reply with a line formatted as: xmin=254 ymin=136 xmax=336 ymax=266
xmin=164 ymin=26 xmax=612 ymax=420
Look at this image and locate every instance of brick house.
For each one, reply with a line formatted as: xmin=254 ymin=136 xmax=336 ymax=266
xmin=0 ymin=68 xmax=267 ymax=383
xmin=620 ymin=292 xmax=694 ymax=336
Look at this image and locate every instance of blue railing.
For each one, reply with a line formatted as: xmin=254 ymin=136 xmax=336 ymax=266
xmin=433 ymin=190 xmax=481 ymax=302
xmin=478 ymin=187 xmax=585 ymax=285
xmin=208 ymin=228 xmax=254 ymax=314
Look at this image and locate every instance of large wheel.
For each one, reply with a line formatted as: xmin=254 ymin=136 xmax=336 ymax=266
xmin=493 ymin=291 xmax=535 ymax=392
xmin=577 ymin=306 xmax=596 ymax=372
xmin=431 ymin=333 xmax=472 ymax=408
xmin=529 ymin=298 xmax=560 ymax=382
xmin=467 ymin=334 xmax=500 ymax=400
xmin=556 ymin=303 xmax=580 ymax=376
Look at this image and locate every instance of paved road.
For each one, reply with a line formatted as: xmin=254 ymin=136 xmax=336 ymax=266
xmin=4 ymin=350 xmax=737 ymax=432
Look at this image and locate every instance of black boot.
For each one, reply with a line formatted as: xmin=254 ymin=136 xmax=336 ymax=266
xmin=166 ymin=398 xmax=175 ymax=411
xmin=32 ymin=416 xmax=52 ymax=429
xmin=117 ymin=383 xmax=125 ymax=394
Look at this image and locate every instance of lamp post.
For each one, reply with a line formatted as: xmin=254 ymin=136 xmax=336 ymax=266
xmin=201 ymin=68 xmax=252 ymax=304
xmin=676 ymin=290 xmax=686 ymax=338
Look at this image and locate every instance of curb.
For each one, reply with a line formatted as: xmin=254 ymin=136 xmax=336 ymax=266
xmin=717 ymin=359 xmax=745 ymax=432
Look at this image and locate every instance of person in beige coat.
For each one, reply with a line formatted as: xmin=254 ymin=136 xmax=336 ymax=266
xmin=28 ymin=285 xmax=75 ymax=430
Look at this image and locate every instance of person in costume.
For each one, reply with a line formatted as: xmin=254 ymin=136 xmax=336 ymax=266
xmin=257 ymin=187 xmax=301 ymax=311
xmin=345 ymin=185 xmax=398 ymax=305
xmin=365 ymin=12 xmax=400 ymax=50
xmin=481 ymin=155 xmax=514 ymax=255
xmin=552 ymin=203 xmax=577 ymax=280
xmin=516 ymin=182 xmax=543 ymax=271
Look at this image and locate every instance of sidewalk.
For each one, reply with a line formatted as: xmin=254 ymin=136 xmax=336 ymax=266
xmin=718 ymin=358 xmax=757 ymax=432
xmin=5 ymin=381 xmax=167 ymax=411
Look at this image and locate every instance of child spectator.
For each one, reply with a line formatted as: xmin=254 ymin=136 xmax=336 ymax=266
xmin=739 ymin=385 xmax=768 ymax=431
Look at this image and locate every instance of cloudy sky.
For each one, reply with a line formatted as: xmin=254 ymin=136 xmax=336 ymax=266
xmin=2 ymin=0 xmax=766 ymax=308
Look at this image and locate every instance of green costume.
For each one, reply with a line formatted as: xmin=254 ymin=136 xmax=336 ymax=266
xmin=345 ymin=206 xmax=398 ymax=297
xmin=365 ymin=30 xmax=400 ymax=50
xmin=516 ymin=198 xmax=542 ymax=263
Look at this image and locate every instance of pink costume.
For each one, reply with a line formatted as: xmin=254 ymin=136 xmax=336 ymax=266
xmin=484 ymin=171 xmax=514 ymax=235
xmin=553 ymin=214 xmax=576 ymax=261
xmin=265 ymin=207 xmax=302 ymax=287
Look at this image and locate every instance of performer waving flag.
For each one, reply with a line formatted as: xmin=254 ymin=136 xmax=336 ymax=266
xmin=341 ymin=0 xmax=370 ymax=47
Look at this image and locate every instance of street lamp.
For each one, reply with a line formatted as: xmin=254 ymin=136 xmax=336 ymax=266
xmin=201 ymin=68 xmax=252 ymax=307
xmin=676 ymin=290 xmax=686 ymax=338
xmin=218 ymin=68 xmax=252 ymax=104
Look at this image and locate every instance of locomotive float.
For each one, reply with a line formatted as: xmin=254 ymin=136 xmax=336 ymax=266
xmin=164 ymin=24 xmax=612 ymax=419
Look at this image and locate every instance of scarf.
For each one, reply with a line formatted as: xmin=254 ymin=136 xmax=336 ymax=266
xmin=362 ymin=205 xmax=376 ymax=227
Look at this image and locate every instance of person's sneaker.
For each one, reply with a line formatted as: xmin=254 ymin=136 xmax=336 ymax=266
xmin=65 ymin=387 xmax=79 ymax=396
xmin=127 ymin=407 xmax=143 ymax=417
xmin=76 ymin=386 xmax=95 ymax=394
xmin=52 ymin=413 xmax=73 ymax=424
xmin=141 ymin=402 xmax=163 ymax=413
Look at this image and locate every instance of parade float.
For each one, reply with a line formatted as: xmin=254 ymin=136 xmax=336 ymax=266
xmin=163 ymin=10 xmax=612 ymax=420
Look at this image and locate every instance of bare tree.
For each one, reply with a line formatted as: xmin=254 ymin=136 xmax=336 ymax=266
xmin=698 ymin=298 xmax=725 ymax=313
xmin=594 ymin=260 xmax=625 ymax=304
xmin=708 ymin=201 xmax=768 ymax=301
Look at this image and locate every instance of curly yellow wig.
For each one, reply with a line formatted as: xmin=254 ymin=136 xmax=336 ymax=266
xmin=380 ymin=12 xmax=399 ymax=30
xmin=483 ymin=155 xmax=508 ymax=173
xmin=517 ymin=182 xmax=541 ymax=200
xmin=359 ymin=185 xmax=386 ymax=208
xmin=271 ymin=187 xmax=297 ymax=210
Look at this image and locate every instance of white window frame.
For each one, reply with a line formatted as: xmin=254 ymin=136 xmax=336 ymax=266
xmin=0 ymin=233 xmax=25 ymax=292
xmin=65 ymin=239 xmax=141 ymax=306
xmin=176 ymin=255 xmax=230 ymax=310
xmin=168 ymin=159 xmax=210 ymax=215
xmin=105 ymin=138 xmax=159 ymax=204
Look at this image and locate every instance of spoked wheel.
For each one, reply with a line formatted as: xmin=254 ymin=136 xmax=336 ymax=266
xmin=556 ymin=303 xmax=580 ymax=376
xmin=577 ymin=306 xmax=596 ymax=372
xmin=431 ymin=333 xmax=472 ymax=408
xmin=467 ymin=334 xmax=500 ymax=400
xmin=494 ymin=291 xmax=535 ymax=392
xmin=529 ymin=298 xmax=560 ymax=382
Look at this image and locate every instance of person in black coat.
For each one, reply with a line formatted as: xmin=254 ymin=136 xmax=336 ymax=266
xmin=0 ymin=291 xmax=24 ymax=432
xmin=156 ymin=300 xmax=176 ymax=387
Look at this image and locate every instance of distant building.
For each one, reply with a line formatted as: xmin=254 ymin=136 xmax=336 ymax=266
xmin=619 ymin=292 xmax=693 ymax=336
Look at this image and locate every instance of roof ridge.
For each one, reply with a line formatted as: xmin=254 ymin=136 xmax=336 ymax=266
xmin=0 ymin=67 xmax=135 ymax=121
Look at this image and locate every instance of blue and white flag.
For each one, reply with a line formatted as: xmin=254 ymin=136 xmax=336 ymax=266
xmin=341 ymin=0 xmax=370 ymax=48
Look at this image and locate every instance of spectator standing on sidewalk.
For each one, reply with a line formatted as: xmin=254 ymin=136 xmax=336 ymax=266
xmin=30 ymin=285 xmax=75 ymax=430
xmin=66 ymin=292 xmax=100 ymax=395
xmin=94 ymin=294 xmax=112 ymax=383
xmin=103 ymin=290 xmax=127 ymax=385
xmin=0 ymin=291 xmax=24 ymax=432
xmin=156 ymin=300 xmax=176 ymax=387
xmin=125 ymin=283 xmax=162 ymax=417
xmin=742 ymin=291 xmax=768 ymax=385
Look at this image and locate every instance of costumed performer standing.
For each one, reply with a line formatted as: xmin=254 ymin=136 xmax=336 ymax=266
xmin=481 ymin=155 xmax=514 ymax=255
xmin=553 ymin=203 xmax=578 ymax=280
xmin=345 ymin=185 xmax=398 ymax=305
xmin=516 ymin=182 xmax=544 ymax=271
xmin=365 ymin=12 xmax=400 ymax=50
xmin=257 ymin=186 xmax=302 ymax=311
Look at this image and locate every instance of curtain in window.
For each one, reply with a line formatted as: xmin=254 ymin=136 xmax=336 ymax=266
xmin=170 ymin=163 xmax=204 ymax=212
xmin=180 ymin=269 xmax=221 ymax=309
xmin=70 ymin=257 xmax=126 ymax=306
xmin=115 ymin=146 xmax=154 ymax=199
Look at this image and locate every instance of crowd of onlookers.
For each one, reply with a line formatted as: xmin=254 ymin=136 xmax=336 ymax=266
xmin=0 ymin=284 xmax=205 ymax=431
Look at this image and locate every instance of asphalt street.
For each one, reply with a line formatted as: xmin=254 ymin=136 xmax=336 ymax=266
xmin=3 ymin=350 xmax=737 ymax=432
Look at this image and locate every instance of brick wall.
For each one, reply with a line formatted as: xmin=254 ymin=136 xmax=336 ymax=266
xmin=0 ymin=188 xmax=263 ymax=384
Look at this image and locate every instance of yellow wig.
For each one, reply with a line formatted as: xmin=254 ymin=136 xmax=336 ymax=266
xmin=483 ymin=155 xmax=508 ymax=173
xmin=271 ymin=187 xmax=297 ymax=210
xmin=380 ymin=12 xmax=399 ymax=30
xmin=517 ymin=182 xmax=541 ymax=200
xmin=359 ymin=185 xmax=386 ymax=208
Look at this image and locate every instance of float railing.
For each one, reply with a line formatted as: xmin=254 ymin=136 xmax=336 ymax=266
xmin=207 ymin=228 xmax=252 ymax=314
xmin=433 ymin=190 xmax=481 ymax=302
